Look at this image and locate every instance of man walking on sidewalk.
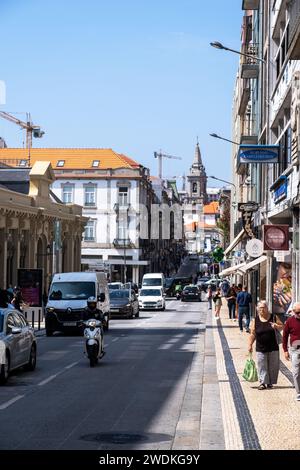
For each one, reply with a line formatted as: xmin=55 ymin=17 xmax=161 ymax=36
xmin=282 ymin=302 xmax=300 ymax=401
xmin=237 ymin=285 xmax=252 ymax=333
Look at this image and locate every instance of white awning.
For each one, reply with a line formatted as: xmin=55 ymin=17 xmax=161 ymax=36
xmin=239 ymin=255 xmax=267 ymax=273
xmin=224 ymin=229 xmax=245 ymax=255
xmin=219 ymin=263 xmax=246 ymax=277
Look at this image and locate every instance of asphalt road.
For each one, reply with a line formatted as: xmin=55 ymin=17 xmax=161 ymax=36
xmin=0 ymin=298 xmax=208 ymax=450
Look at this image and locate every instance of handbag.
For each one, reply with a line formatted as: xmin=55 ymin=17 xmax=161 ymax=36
xmin=242 ymin=353 xmax=258 ymax=382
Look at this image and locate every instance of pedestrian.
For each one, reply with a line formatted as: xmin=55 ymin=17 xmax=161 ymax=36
xmin=12 ymin=287 xmax=24 ymax=312
xmin=282 ymin=302 xmax=300 ymax=401
xmin=226 ymin=284 xmax=237 ymax=320
xmin=207 ymin=284 xmax=213 ymax=310
xmin=213 ymin=288 xmax=222 ymax=319
xmin=237 ymin=285 xmax=252 ymax=333
xmin=248 ymin=300 xmax=283 ymax=390
xmin=220 ymin=278 xmax=230 ymax=297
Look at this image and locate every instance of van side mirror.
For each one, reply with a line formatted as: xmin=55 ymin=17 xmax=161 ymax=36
xmin=98 ymin=293 xmax=105 ymax=302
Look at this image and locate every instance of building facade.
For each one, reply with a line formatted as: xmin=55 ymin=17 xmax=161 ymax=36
xmin=225 ymin=0 xmax=300 ymax=315
xmin=0 ymin=161 xmax=85 ymax=293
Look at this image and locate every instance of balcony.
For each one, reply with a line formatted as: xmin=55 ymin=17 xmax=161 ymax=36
xmin=238 ymin=79 xmax=250 ymax=116
xmin=113 ymin=202 xmax=131 ymax=212
xmin=240 ymin=43 xmax=260 ymax=79
xmin=240 ymin=115 xmax=258 ymax=145
xmin=288 ymin=0 xmax=300 ymax=59
xmin=242 ymin=0 xmax=259 ymax=9
xmin=113 ymin=238 xmax=133 ymax=248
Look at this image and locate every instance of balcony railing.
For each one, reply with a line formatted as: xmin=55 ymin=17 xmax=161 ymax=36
xmin=241 ymin=43 xmax=260 ymax=79
xmin=113 ymin=238 xmax=132 ymax=248
xmin=114 ymin=202 xmax=131 ymax=212
xmin=240 ymin=115 xmax=258 ymax=144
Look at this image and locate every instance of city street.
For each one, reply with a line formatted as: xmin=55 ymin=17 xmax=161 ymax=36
xmin=0 ymin=299 xmax=209 ymax=450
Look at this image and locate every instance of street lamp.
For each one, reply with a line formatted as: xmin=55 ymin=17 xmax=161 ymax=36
xmin=209 ymin=133 xmax=239 ymax=146
xmin=210 ymin=41 xmax=266 ymax=64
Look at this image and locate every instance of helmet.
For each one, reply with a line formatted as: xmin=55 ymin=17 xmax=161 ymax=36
xmin=87 ymin=296 xmax=97 ymax=310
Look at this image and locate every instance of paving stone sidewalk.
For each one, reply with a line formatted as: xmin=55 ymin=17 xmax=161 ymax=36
xmin=208 ymin=300 xmax=300 ymax=450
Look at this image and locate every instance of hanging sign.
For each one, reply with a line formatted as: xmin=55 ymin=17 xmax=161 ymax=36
xmin=246 ymin=239 xmax=264 ymax=258
xmin=263 ymin=225 xmax=289 ymax=251
xmin=239 ymin=145 xmax=280 ymax=164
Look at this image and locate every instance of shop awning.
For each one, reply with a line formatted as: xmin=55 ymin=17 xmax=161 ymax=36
xmin=224 ymin=229 xmax=245 ymax=255
xmin=219 ymin=263 xmax=246 ymax=277
xmin=239 ymin=255 xmax=267 ymax=273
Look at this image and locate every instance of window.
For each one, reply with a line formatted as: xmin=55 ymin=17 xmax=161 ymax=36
xmin=84 ymin=220 xmax=96 ymax=241
xmin=118 ymin=186 xmax=129 ymax=206
xmin=117 ymin=212 xmax=128 ymax=240
xmin=92 ymin=160 xmax=100 ymax=167
xmin=193 ymin=183 xmax=197 ymax=193
xmin=18 ymin=159 xmax=28 ymax=167
xmin=56 ymin=160 xmax=65 ymax=167
xmin=62 ymin=184 xmax=73 ymax=204
xmin=84 ymin=185 xmax=96 ymax=206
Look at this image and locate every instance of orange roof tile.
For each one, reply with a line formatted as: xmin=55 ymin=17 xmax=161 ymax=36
xmin=0 ymin=148 xmax=141 ymax=170
xmin=204 ymin=201 xmax=219 ymax=214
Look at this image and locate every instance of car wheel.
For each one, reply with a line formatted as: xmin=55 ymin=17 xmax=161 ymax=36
xmin=0 ymin=351 xmax=10 ymax=385
xmin=25 ymin=344 xmax=37 ymax=371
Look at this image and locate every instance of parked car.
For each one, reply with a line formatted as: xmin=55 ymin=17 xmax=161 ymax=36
xmin=0 ymin=308 xmax=37 ymax=384
xmin=138 ymin=288 xmax=166 ymax=311
xmin=181 ymin=285 xmax=202 ymax=302
xmin=109 ymin=289 xmax=139 ymax=318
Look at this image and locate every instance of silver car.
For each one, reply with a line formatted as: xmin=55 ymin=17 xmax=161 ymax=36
xmin=0 ymin=308 xmax=37 ymax=385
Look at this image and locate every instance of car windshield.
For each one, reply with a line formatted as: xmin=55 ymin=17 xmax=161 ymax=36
xmin=0 ymin=313 xmax=3 ymax=332
xmin=140 ymin=289 xmax=161 ymax=297
xmin=108 ymin=284 xmax=122 ymax=290
xmin=109 ymin=290 xmax=130 ymax=299
xmin=184 ymin=287 xmax=198 ymax=293
xmin=142 ymin=278 xmax=162 ymax=286
xmin=49 ymin=282 xmax=95 ymax=300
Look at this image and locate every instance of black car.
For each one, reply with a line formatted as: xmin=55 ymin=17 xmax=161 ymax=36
xmin=181 ymin=285 xmax=202 ymax=302
xmin=109 ymin=289 xmax=139 ymax=318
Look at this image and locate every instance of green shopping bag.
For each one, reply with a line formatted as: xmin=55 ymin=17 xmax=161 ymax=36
xmin=242 ymin=353 xmax=258 ymax=382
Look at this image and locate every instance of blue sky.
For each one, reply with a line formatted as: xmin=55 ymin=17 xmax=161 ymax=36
xmin=0 ymin=0 xmax=242 ymax=185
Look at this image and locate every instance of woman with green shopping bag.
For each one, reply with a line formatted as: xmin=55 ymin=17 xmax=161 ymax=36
xmin=248 ymin=300 xmax=283 ymax=390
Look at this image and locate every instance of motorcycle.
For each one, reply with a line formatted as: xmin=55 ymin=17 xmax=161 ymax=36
xmin=83 ymin=318 xmax=105 ymax=367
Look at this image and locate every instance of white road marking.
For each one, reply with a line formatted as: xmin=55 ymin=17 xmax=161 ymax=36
xmin=0 ymin=395 xmax=25 ymax=410
xmin=38 ymin=374 xmax=59 ymax=386
xmin=65 ymin=362 xmax=78 ymax=370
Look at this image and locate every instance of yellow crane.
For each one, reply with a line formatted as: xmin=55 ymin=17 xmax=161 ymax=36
xmin=0 ymin=111 xmax=44 ymax=164
xmin=154 ymin=151 xmax=182 ymax=179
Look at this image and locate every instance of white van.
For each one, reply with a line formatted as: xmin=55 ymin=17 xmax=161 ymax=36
xmin=45 ymin=272 xmax=110 ymax=336
xmin=141 ymin=273 xmax=165 ymax=289
xmin=138 ymin=287 xmax=166 ymax=311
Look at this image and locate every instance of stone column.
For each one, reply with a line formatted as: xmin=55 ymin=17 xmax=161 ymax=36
xmin=0 ymin=228 xmax=7 ymax=288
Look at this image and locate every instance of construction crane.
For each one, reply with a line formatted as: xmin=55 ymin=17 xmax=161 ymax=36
xmin=0 ymin=111 xmax=44 ymax=164
xmin=154 ymin=151 xmax=182 ymax=179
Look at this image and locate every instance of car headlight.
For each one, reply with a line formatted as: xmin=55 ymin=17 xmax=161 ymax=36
xmin=46 ymin=307 xmax=54 ymax=313
xmin=126 ymin=304 xmax=131 ymax=307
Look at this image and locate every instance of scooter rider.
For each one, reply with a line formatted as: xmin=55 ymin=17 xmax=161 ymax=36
xmin=84 ymin=296 xmax=105 ymax=346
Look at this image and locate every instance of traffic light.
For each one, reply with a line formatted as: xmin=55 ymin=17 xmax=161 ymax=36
xmin=212 ymin=247 xmax=224 ymax=262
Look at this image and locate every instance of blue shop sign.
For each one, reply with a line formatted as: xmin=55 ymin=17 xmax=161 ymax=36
xmin=273 ymin=176 xmax=288 ymax=203
xmin=239 ymin=145 xmax=279 ymax=164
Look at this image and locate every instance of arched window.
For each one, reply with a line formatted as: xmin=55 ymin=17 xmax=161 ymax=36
xmin=192 ymin=182 xmax=197 ymax=193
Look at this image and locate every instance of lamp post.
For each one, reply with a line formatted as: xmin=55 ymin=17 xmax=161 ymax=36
xmin=210 ymin=41 xmax=266 ymax=64
xmin=209 ymin=133 xmax=240 ymax=146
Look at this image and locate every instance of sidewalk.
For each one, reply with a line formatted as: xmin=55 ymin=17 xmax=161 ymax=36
xmin=208 ymin=300 xmax=300 ymax=450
